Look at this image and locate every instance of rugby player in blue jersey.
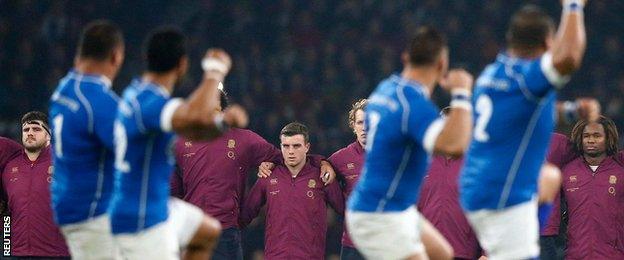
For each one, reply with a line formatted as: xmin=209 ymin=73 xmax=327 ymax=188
xmin=347 ymin=26 xmax=474 ymax=260
xmin=49 ymin=20 xmax=125 ymax=260
xmin=109 ymin=28 xmax=247 ymax=260
xmin=460 ymin=1 xmax=588 ymax=259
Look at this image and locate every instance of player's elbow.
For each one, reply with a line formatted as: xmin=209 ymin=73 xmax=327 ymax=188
xmin=174 ymin=111 xmax=223 ymax=141
xmin=434 ymin=142 xmax=466 ymax=157
xmin=552 ymin=51 xmax=583 ymax=75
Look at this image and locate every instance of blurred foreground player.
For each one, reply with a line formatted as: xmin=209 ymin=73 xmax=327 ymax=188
xmin=347 ymin=26 xmax=473 ymax=260
xmin=460 ymin=2 xmax=588 ymax=259
xmin=109 ymin=27 xmax=247 ymax=259
xmin=48 ymin=20 xmax=124 ymax=259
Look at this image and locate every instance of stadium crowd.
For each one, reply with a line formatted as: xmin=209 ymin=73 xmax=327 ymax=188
xmin=0 ymin=0 xmax=622 ymax=259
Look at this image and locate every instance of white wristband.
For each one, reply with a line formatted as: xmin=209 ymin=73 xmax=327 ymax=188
xmin=213 ymin=113 xmax=228 ymax=132
xmin=202 ymin=58 xmax=228 ymax=74
xmin=563 ymin=0 xmax=584 ymax=12
xmin=450 ymin=100 xmax=472 ymax=112
xmin=450 ymin=88 xmax=471 ymax=98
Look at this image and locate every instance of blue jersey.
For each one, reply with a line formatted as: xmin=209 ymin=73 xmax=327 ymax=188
xmin=49 ymin=70 xmax=118 ymax=225
xmin=109 ymin=79 xmax=183 ymax=234
xmin=460 ymin=52 xmax=568 ymax=211
xmin=348 ymin=74 xmax=444 ymax=212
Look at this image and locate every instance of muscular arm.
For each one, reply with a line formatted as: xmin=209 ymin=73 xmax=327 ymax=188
xmin=551 ymin=0 xmax=587 ymax=75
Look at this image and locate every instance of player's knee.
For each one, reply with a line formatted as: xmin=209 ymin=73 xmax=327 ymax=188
xmin=187 ymin=216 xmax=221 ymax=250
xmin=433 ymin=239 xmax=454 ymax=260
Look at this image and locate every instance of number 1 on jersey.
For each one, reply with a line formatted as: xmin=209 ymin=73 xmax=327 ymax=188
xmin=365 ymin=111 xmax=381 ymax=151
xmin=52 ymin=115 xmax=64 ymax=158
xmin=474 ymin=95 xmax=492 ymax=142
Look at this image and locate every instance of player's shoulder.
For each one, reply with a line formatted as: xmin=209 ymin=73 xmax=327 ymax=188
xmin=330 ymin=142 xmax=359 ymax=161
xmin=0 ymin=136 xmax=21 ymax=150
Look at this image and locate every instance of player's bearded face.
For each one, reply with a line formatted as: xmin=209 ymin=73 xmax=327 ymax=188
xmin=354 ymin=109 xmax=366 ymax=146
xmin=280 ymin=134 xmax=310 ymax=167
xmin=22 ymin=122 xmax=50 ymax=152
xmin=582 ymin=122 xmax=606 ymax=157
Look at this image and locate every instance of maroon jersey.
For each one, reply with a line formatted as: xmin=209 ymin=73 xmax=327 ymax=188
xmin=0 ymin=137 xmax=21 ymax=213
xmin=172 ymin=128 xmax=281 ymax=229
xmin=417 ymin=155 xmax=481 ymax=259
xmin=240 ymin=160 xmax=345 ymax=260
xmin=1 ymin=146 xmax=69 ymax=257
xmin=543 ymin=153 xmax=624 ymax=259
xmin=546 ymin=133 xmax=576 ymax=168
xmin=327 ymin=141 xmax=364 ymax=248
xmin=0 ymin=137 xmax=21 ymax=172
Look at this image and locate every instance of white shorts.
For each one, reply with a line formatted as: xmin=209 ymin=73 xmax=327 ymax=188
xmin=61 ymin=214 xmax=121 ymax=260
xmin=114 ymin=198 xmax=205 ymax=260
xmin=466 ymin=198 xmax=539 ymax=260
xmin=346 ymin=206 xmax=425 ymax=260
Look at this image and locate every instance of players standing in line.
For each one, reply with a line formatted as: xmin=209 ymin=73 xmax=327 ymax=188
xmin=417 ymin=107 xmax=482 ymax=260
xmin=171 ymin=89 xmax=281 ymax=260
xmin=109 ymin=27 xmax=247 ymax=260
xmin=459 ymin=1 xmax=588 ymax=259
xmin=48 ymin=20 xmax=125 ymax=259
xmin=240 ymin=122 xmax=345 ymax=260
xmin=347 ymin=26 xmax=473 ymax=260
xmin=1 ymin=112 xmax=70 ymax=258
xmin=542 ymin=116 xmax=624 ymax=259
xmin=326 ymin=98 xmax=367 ymax=260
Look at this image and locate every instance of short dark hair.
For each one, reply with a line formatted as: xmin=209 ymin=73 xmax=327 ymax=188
xmin=77 ymin=20 xmax=124 ymax=61
xmin=570 ymin=115 xmax=619 ymax=156
xmin=219 ymin=89 xmax=229 ymax=110
xmin=280 ymin=122 xmax=309 ymax=143
xmin=406 ymin=26 xmax=448 ymax=66
xmin=21 ymin=111 xmax=49 ymax=134
xmin=506 ymin=5 xmax=555 ymax=52
xmin=144 ymin=27 xmax=187 ymax=73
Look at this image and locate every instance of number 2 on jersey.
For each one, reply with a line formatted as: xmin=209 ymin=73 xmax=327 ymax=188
xmin=114 ymin=121 xmax=130 ymax=173
xmin=474 ymin=94 xmax=492 ymax=142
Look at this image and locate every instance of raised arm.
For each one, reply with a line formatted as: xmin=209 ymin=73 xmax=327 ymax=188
xmin=430 ymin=69 xmax=474 ymax=156
xmin=551 ymin=0 xmax=587 ymax=75
xmin=171 ymin=49 xmax=248 ymax=141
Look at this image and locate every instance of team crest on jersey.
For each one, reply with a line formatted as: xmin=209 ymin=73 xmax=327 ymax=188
xmin=270 ymin=178 xmax=278 ymax=185
xmin=11 ymin=167 xmax=18 ymax=173
xmin=569 ymin=175 xmax=577 ymax=183
xmin=347 ymin=163 xmax=355 ymax=169
xmin=185 ymin=141 xmax=193 ymax=148
xmin=227 ymin=139 xmax=236 ymax=149
xmin=610 ymin=175 xmax=617 ymax=184
xmin=48 ymin=166 xmax=54 ymax=174
xmin=308 ymin=179 xmax=316 ymax=188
